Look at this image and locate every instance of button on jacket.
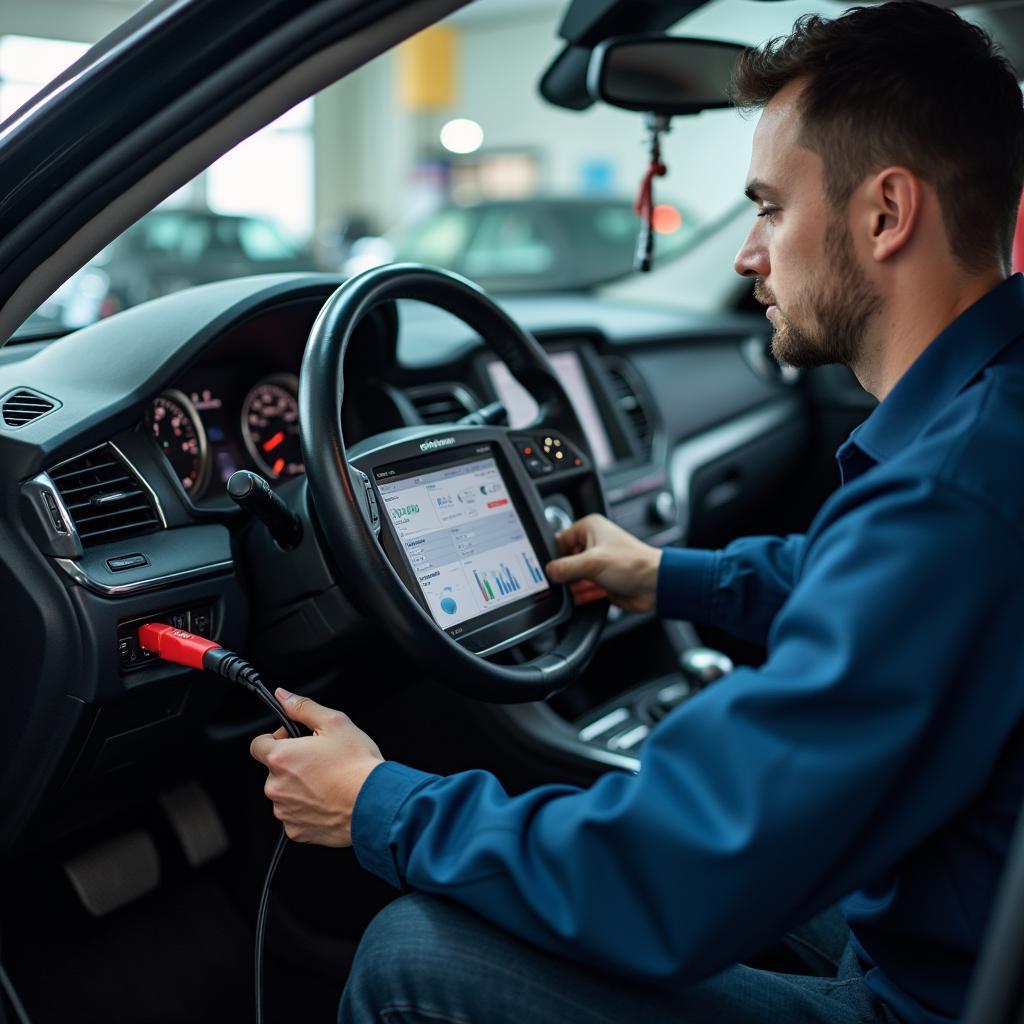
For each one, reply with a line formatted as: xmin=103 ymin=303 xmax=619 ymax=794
xmin=352 ymin=275 xmax=1024 ymax=1024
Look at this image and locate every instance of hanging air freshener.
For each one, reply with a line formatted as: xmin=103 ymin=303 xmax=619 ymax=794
xmin=633 ymin=114 xmax=671 ymax=272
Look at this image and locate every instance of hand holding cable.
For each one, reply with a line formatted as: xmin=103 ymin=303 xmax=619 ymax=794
xmin=136 ymin=622 xmax=381 ymax=1023
xmin=249 ymin=692 xmax=383 ymax=847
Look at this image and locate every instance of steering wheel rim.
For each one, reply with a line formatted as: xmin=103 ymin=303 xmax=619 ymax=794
xmin=299 ymin=263 xmax=606 ymax=703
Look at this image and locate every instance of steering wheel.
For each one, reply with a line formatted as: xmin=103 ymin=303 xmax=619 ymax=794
xmin=298 ymin=263 xmax=607 ymax=703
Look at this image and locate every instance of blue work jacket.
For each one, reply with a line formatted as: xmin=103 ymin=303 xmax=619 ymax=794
xmin=352 ymin=274 xmax=1024 ymax=1024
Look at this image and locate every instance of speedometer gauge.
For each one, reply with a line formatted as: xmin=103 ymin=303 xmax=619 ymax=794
xmin=241 ymin=374 xmax=303 ymax=480
xmin=149 ymin=389 xmax=210 ymax=498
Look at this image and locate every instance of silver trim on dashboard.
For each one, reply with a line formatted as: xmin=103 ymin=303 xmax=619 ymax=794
xmin=53 ymin=557 xmax=233 ymax=596
xmin=30 ymin=472 xmax=79 ymax=541
xmin=669 ymin=401 xmax=796 ymax=540
xmin=109 ymin=439 xmax=168 ymax=529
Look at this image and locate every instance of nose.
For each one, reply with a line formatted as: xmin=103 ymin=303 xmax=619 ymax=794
xmin=734 ymin=221 xmax=769 ymax=279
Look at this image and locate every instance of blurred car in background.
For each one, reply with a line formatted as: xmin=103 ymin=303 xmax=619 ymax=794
xmin=343 ymin=196 xmax=699 ymax=292
xmin=27 ymin=209 xmax=315 ymax=331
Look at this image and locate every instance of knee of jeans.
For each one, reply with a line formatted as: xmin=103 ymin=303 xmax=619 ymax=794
xmin=340 ymin=893 xmax=456 ymax=1021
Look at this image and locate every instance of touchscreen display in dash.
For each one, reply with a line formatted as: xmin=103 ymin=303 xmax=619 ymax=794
xmin=378 ymin=456 xmax=549 ymax=629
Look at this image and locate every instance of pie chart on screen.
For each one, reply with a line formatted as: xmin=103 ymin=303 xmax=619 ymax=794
xmin=439 ymin=592 xmax=458 ymax=615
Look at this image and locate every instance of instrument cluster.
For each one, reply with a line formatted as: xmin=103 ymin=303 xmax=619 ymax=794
xmin=147 ymin=366 xmax=303 ymax=500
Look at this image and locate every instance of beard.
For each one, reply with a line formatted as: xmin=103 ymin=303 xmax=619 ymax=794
xmin=754 ymin=218 xmax=882 ymax=370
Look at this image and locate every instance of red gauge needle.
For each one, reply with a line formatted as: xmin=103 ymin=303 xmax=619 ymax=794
xmin=262 ymin=431 xmax=286 ymax=452
xmin=272 ymin=457 xmax=286 ymax=476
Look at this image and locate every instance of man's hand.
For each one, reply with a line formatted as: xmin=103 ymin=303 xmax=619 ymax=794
xmin=545 ymin=513 xmax=663 ymax=614
xmin=249 ymin=689 xmax=384 ymax=847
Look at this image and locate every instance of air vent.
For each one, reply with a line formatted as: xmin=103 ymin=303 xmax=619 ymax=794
xmin=2 ymin=388 xmax=57 ymax=427
xmin=406 ymin=384 xmax=478 ymax=425
xmin=48 ymin=444 xmax=162 ymax=547
xmin=603 ymin=360 xmax=653 ymax=457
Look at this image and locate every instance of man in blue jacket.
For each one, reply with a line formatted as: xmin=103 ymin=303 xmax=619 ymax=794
xmin=250 ymin=3 xmax=1024 ymax=1021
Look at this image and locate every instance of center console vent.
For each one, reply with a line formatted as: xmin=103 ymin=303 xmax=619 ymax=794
xmin=603 ymin=358 xmax=653 ymax=458
xmin=405 ymin=383 xmax=479 ymax=424
xmin=48 ymin=443 xmax=163 ymax=547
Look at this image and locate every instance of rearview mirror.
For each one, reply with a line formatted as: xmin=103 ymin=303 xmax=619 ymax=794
xmin=587 ymin=35 xmax=746 ymax=116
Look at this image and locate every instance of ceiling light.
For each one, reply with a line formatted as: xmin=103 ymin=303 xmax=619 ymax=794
xmin=440 ymin=118 xmax=484 ymax=155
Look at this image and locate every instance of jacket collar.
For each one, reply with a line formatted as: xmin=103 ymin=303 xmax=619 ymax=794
xmin=836 ymin=274 xmax=1024 ymax=481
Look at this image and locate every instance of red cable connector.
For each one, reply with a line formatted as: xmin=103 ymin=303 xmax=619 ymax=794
xmin=138 ymin=622 xmax=220 ymax=670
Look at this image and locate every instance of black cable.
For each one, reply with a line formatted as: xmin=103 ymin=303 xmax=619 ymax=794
xmin=202 ymin=647 xmax=302 ymax=1024
xmin=0 ymin=960 xmax=32 ymax=1024
xmin=255 ymin=829 xmax=289 ymax=1024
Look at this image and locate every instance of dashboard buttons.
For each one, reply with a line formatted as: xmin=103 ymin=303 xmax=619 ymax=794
xmin=514 ymin=434 xmax=584 ymax=476
xmin=106 ymin=553 xmax=149 ymax=572
xmin=525 ymin=453 xmax=553 ymax=477
xmin=188 ymin=607 xmax=212 ymax=638
xmin=540 ymin=434 xmax=583 ymax=469
xmin=353 ymin=470 xmax=380 ymax=536
xmin=513 ymin=437 xmax=553 ymax=477
xmin=118 ymin=636 xmax=138 ymax=668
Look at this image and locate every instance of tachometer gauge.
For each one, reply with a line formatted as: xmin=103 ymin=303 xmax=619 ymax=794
xmin=241 ymin=374 xmax=303 ymax=480
xmin=149 ymin=389 xmax=210 ymax=498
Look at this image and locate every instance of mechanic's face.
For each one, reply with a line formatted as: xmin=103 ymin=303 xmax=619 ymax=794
xmin=734 ymin=81 xmax=882 ymax=369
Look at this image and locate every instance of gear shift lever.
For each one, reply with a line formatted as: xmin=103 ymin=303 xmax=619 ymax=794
xmin=679 ymin=647 xmax=734 ymax=686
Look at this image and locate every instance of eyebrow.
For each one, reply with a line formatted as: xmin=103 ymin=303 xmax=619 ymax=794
xmin=744 ymin=179 xmax=778 ymax=203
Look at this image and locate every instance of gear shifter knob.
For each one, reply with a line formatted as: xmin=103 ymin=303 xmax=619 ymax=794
xmin=679 ymin=646 xmax=734 ymax=686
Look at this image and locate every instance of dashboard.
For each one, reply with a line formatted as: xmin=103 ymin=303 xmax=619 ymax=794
xmin=0 ymin=272 xmax=822 ymax=854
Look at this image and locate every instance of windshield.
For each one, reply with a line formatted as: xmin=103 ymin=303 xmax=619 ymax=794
xmin=13 ymin=0 xmax=857 ymax=338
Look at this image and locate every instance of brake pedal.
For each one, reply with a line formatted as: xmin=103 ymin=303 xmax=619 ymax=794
xmin=63 ymin=829 xmax=160 ymax=916
xmin=159 ymin=781 xmax=229 ymax=867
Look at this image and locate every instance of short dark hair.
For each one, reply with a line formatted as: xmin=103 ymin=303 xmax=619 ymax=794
xmin=731 ymin=1 xmax=1024 ymax=273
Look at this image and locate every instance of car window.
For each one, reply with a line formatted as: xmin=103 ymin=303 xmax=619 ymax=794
xmin=462 ymin=208 xmax=554 ymax=277
xmin=396 ymin=208 xmax=477 ymax=265
xmin=237 ymin=218 xmax=301 ymax=261
xmin=138 ymin=215 xmax=189 ymax=254
xmin=10 ymin=0 xmax=924 ymax=337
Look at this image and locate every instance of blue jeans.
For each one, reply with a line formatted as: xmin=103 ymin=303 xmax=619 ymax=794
xmin=339 ymin=893 xmax=900 ymax=1024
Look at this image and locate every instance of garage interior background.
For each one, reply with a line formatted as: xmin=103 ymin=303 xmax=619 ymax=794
xmin=1 ymin=0 xmax=1011 ymax=316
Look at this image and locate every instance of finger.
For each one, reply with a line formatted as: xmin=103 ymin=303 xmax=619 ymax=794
xmin=553 ymin=520 xmax=589 ymax=556
xmin=250 ymin=732 xmax=278 ymax=765
xmin=275 ymin=688 xmax=342 ymax=733
xmin=272 ymin=727 xmax=288 ymax=740
xmin=546 ymin=550 xmax=598 ymax=584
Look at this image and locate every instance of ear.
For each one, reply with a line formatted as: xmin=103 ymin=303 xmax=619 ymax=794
xmin=864 ymin=166 xmax=922 ymax=262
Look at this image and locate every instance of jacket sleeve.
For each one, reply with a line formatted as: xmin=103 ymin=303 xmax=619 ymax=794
xmin=657 ymin=533 xmax=805 ymax=645
xmin=352 ymin=478 xmax=1024 ymax=983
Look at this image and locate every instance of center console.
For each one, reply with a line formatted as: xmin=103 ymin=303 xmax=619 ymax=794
xmin=471 ymin=337 xmax=729 ymax=771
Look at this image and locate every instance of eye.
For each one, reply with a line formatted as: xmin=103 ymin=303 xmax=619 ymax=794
xmin=756 ymin=206 xmax=779 ymax=222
